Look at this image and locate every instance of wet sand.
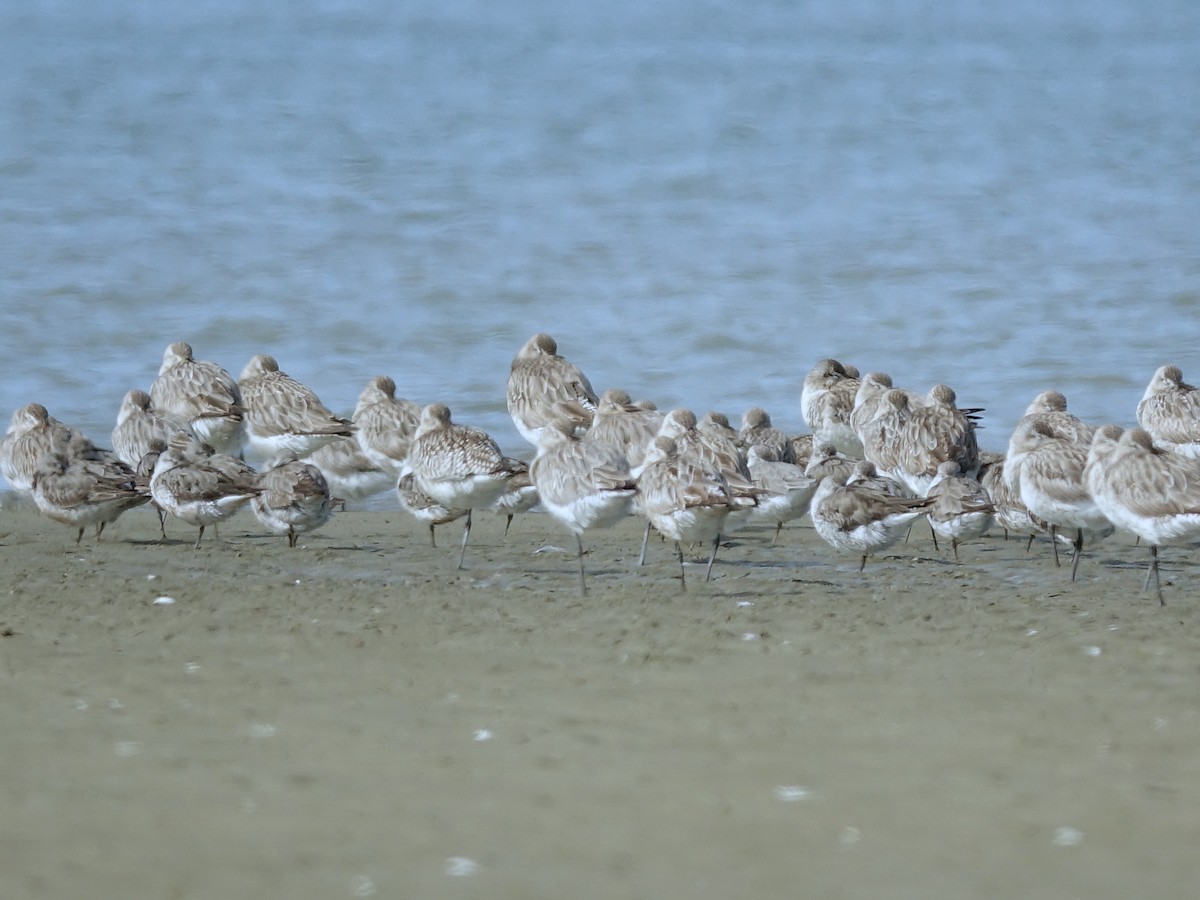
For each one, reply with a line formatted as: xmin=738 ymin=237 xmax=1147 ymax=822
xmin=2 ymin=498 xmax=1199 ymax=899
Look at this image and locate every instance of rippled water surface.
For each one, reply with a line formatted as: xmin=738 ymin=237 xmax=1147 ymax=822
xmin=2 ymin=0 xmax=1198 ymax=483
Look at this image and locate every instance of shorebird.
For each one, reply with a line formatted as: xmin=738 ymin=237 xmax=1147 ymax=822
xmin=238 ymin=355 xmax=353 ymax=460
xmin=801 ymin=358 xmax=862 ymax=456
xmin=663 ymin=409 xmax=758 ymax=534
xmin=405 ymin=403 xmax=524 ymax=568
xmin=149 ymin=341 xmax=245 ymax=456
xmin=858 ymin=389 xmax=916 ymax=483
xmin=150 ymin=432 xmax=262 ymax=548
xmin=845 ymin=459 xmax=906 ymax=497
xmin=111 ymin=389 xmax=192 ymax=469
xmin=788 ymin=433 xmax=815 ymax=470
xmin=489 ymin=460 xmax=539 ymax=535
xmin=1083 ymin=424 xmax=1125 ymax=501
xmin=506 ymin=333 xmax=598 ymax=447
xmin=134 ymin=437 xmax=170 ymax=538
xmin=744 ymin=444 xmax=817 ymax=541
xmin=738 ymin=407 xmax=796 ymax=464
xmin=30 ymin=451 xmax=150 ymax=543
xmin=251 ymin=453 xmax=334 ymax=548
xmin=979 ymin=454 xmax=1046 ymax=550
xmin=1005 ymin=418 xmax=1112 ymax=580
xmin=697 ymin=411 xmax=747 ymax=466
xmin=804 ymin=441 xmax=857 ymax=487
xmin=585 ymin=388 xmax=663 ymax=470
xmin=303 ymin=436 xmax=393 ymax=508
xmin=636 ymin=436 xmax=750 ymax=589
xmin=1087 ymin=426 xmax=1200 ymax=604
xmin=849 ymin=372 xmax=897 ymax=448
xmin=925 ymin=460 xmax=995 ymax=560
xmin=397 ymin=472 xmax=469 ymax=547
xmin=809 ymin=476 xmax=933 ymax=571
xmin=889 ymin=384 xmax=982 ymax=496
xmin=1016 ymin=390 xmax=1094 ymax=446
xmin=1 ymin=403 xmax=82 ymax=492
xmin=529 ymin=418 xmax=637 ymax=595
xmin=1136 ymin=365 xmax=1200 ymax=458
xmin=352 ymin=375 xmax=421 ymax=476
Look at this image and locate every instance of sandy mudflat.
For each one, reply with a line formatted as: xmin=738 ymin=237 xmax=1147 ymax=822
xmin=1 ymin=498 xmax=1199 ymax=900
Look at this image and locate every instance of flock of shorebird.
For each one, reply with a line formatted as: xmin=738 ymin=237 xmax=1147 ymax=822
xmin=3 ymin=334 xmax=1200 ymax=603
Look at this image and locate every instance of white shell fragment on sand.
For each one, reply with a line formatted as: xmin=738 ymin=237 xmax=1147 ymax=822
xmin=445 ymin=857 xmax=479 ymax=877
xmin=152 ymin=596 xmax=176 ymax=605
xmin=775 ymin=785 xmax=811 ymax=802
xmin=473 ymin=729 xmax=493 ymax=742
xmin=1053 ymin=826 xmax=1084 ymax=847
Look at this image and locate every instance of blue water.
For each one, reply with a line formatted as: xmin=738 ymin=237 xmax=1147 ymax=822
xmin=2 ymin=0 xmax=1198 ymax=487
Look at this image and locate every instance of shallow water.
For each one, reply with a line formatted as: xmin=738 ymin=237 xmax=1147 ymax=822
xmin=2 ymin=0 xmax=1198 ymax=483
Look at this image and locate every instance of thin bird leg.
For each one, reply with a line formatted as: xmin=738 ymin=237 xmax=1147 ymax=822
xmin=1049 ymin=526 xmax=1061 ymax=567
xmin=704 ymin=534 xmax=720 ymax=583
xmin=576 ymin=534 xmax=588 ymax=597
xmin=1024 ymin=533 xmax=1035 ymax=553
xmin=1069 ymin=528 xmax=1084 ymax=582
xmin=952 ymin=539 xmax=960 ymax=563
xmin=929 ymin=520 xmax=939 ymax=552
xmin=504 ymin=513 xmax=514 ymax=536
xmin=194 ymin=525 xmax=205 ymax=550
xmin=288 ymin=528 xmax=298 ymax=549
xmin=456 ymin=510 xmax=473 ymax=570
xmin=772 ymin=521 xmax=783 ymax=544
xmin=638 ymin=520 xmax=652 ymax=567
xmin=675 ymin=541 xmax=687 ymax=592
xmin=859 ymin=553 xmax=867 ymax=573
xmin=1145 ymin=545 xmax=1165 ymax=606
xmin=428 ymin=523 xmax=437 ymax=548
xmin=75 ymin=527 xmax=85 ymax=545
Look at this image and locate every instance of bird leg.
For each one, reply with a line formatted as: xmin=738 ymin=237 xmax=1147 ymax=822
xmin=1069 ymin=528 xmax=1083 ymax=582
xmin=456 ymin=510 xmax=473 ymax=570
xmin=576 ymin=534 xmax=588 ymax=597
xmin=675 ymin=541 xmax=687 ymax=592
xmin=1049 ymin=526 xmax=1061 ymax=567
xmin=194 ymin=525 xmax=205 ymax=549
xmin=704 ymin=534 xmax=720 ymax=583
xmin=638 ymin=520 xmax=651 ymax=567
xmin=1143 ymin=545 xmax=1165 ymax=606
